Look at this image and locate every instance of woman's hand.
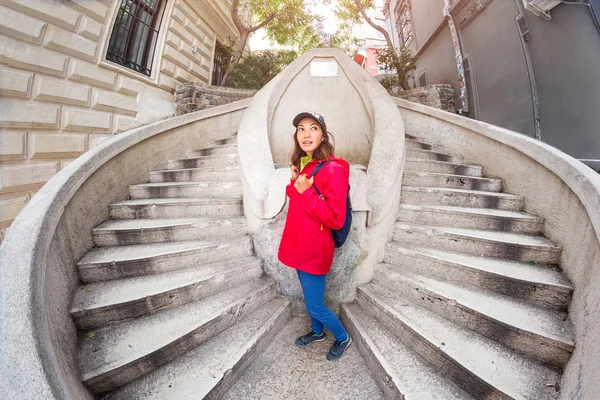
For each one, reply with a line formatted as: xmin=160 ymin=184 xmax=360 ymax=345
xmin=290 ymin=165 xmax=299 ymax=180
xmin=294 ymin=174 xmax=314 ymax=194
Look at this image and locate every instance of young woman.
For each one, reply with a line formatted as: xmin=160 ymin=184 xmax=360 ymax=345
xmin=278 ymin=111 xmax=352 ymax=361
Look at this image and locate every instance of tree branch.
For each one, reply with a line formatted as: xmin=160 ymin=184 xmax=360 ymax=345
xmin=354 ymin=0 xmax=393 ymax=48
xmin=230 ymin=0 xmax=247 ymax=33
xmin=249 ymin=9 xmax=279 ymax=33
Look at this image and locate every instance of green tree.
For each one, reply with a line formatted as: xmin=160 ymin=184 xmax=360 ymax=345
xmin=376 ymin=46 xmax=418 ymax=90
xmin=222 ymin=0 xmax=314 ymax=85
xmin=226 ymin=50 xmax=298 ymax=90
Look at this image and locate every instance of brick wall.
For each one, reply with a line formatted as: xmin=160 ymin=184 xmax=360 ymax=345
xmin=393 ymin=84 xmax=456 ymax=113
xmin=175 ymin=83 xmax=256 ymax=116
xmin=0 ymin=0 xmax=239 ymax=240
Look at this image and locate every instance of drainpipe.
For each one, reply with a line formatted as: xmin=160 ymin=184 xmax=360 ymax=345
xmin=443 ymin=0 xmax=469 ymax=114
xmin=514 ymin=0 xmax=543 ymax=140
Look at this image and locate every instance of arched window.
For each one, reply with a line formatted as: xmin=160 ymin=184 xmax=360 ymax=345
xmin=106 ymin=0 xmax=166 ymax=76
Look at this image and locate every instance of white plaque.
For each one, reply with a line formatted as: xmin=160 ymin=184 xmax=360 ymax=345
xmin=310 ymin=61 xmax=338 ymax=77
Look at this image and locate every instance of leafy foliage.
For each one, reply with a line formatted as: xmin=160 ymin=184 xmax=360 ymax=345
xmin=220 ymin=0 xmax=358 ymax=85
xmin=376 ymin=46 xmax=418 ymax=90
xmin=378 ymin=75 xmax=397 ymax=92
xmin=335 ymin=0 xmax=418 ymax=90
xmin=336 ymin=0 xmax=376 ymax=26
xmin=225 ymin=50 xmax=298 ymax=90
xmin=221 ymin=0 xmax=314 ymax=85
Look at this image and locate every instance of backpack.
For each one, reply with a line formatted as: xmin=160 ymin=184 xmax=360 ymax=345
xmin=309 ymin=161 xmax=352 ymax=248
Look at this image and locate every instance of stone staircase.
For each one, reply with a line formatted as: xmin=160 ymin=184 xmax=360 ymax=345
xmin=70 ymin=133 xmax=575 ymax=399
xmin=71 ymin=135 xmax=293 ymax=398
xmin=341 ymin=135 xmax=575 ymax=399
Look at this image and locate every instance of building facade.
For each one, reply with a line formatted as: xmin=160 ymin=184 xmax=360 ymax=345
xmin=0 ymin=0 xmax=240 ymax=240
xmin=383 ymin=0 xmax=600 ymax=166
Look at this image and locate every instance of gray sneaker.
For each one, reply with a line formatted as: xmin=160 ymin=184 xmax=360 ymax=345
xmin=295 ymin=331 xmax=326 ymax=347
xmin=326 ymin=336 xmax=352 ymax=361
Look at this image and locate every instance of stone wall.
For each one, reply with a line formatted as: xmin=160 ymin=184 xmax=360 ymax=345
xmin=393 ymin=84 xmax=456 ymax=113
xmin=0 ymin=0 xmax=240 ymax=241
xmin=175 ymin=83 xmax=256 ymax=116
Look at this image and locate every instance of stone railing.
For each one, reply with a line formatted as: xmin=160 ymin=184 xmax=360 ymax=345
xmin=175 ymin=83 xmax=257 ymax=116
xmin=0 ymin=101 xmax=251 ymax=399
xmin=392 ymin=84 xmax=456 ymax=113
xmin=393 ymin=97 xmax=600 ymax=399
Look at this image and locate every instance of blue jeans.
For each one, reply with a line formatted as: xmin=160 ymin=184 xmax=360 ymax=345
xmin=296 ymin=269 xmax=349 ymax=342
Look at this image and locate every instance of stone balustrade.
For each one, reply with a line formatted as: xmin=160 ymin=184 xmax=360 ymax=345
xmin=175 ymin=83 xmax=257 ymax=116
xmin=392 ymin=84 xmax=456 ymax=113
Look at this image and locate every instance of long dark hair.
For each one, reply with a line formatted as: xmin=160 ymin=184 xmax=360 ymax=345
xmin=290 ymin=124 xmax=335 ymax=168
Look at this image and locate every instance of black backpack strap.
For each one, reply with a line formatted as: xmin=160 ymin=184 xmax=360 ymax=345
xmin=309 ymin=161 xmax=327 ymax=199
xmin=309 ymin=161 xmax=327 ymax=178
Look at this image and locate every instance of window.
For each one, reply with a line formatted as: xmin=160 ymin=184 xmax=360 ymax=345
xmin=394 ymin=0 xmax=413 ymax=47
xmin=375 ymin=19 xmax=387 ymax=41
xmin=106 ymin=0 xmax=165 ymax=76
xmin=418 ymin=71 xmax=427 ymax=87
xmin=211 ymin=42 xmax=230 ymax=86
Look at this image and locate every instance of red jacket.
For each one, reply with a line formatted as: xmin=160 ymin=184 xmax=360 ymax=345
xmin=278 ymin=156 xmax=350 ymax=275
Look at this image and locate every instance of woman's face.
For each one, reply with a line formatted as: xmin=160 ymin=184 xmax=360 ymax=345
xmin=296 ymin=117 xmax=323 ymax=156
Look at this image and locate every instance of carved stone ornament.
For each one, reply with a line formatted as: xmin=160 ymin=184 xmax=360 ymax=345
xmin=451 ymin=0 xmax=496 ymax=30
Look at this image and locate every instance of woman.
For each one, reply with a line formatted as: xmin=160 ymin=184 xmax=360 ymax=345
xmin=278 ymin=111 xmax=352 ymax=361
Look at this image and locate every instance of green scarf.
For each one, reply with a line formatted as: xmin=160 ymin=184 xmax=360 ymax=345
xmin=300 ymin=155 xmax=313 ymax=173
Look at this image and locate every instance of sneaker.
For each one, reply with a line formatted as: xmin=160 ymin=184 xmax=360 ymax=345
xmin=295 ymin=331 xmax=326 ymax=347
xmin=326 ymin=336 xmax=352 ymax=361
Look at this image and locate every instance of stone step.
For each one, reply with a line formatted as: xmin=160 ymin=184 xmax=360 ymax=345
xmin=372 ymin=266 xmax=574 ymax=367
xmin=77 ymin=236 xmax=253 ymax=283
xmin=185 ymin=143 xmax=238 ymax=158
xmin=392 ymin=223 xmax=561 ymax=264
xmin=129 ymin=181 xmax=243 ymax=199
xmin=168 ymin=153 xmax=238 ymax=170
xmin=222 ymin=316 xmax=385 ymax=400
xmin=92 ymin=217 xmax=248 ymax=247
xmin=397 ymin=204 xmax=544 ymax=234
xmin=405 ymin=139 xmax=433 ymax=150
xmin=403 ymin=171 xmax=503 ymax=192
xmin=109 ymin=197 xmax=244 ymax=219
xmin=340 ymin=303 xmax=475 ymax=400
xmin=405 ymin=159 xmax=483 ymax=177
xmin=104 ymin=297 xmax=291 ymax=400
xmin=71 ymin=256 xmax=262 ymax=330
xmin=149 ymin=167 xmax=240 ymax=183
xmin=79 ymin=277 xmax=277 ymax=395
xmin=406 ymin=149 xmax=463 ymax=163
xmin=210 ymin=136 xmax=238 ymax=146
xmin=356 ymin=283 xmax=562 ymax=400
xmin=401 ymin=186 xmax=524 ymax=210
xmin=384 ymin=244 xmax=573 ymax=311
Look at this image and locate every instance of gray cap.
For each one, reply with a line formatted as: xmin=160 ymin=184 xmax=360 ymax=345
xmin=292 ymin=112 xmax=327 ymax=129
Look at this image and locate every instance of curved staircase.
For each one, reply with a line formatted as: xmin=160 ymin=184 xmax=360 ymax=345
xmin=341 ymin=135 xmax=575 ymax=399
xmin=71 ymin=136 xmax=291 ymax=398
xmin=70 ymin=134 xmax=575 ymax=399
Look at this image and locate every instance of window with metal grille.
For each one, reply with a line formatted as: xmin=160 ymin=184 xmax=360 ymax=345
xmin=211 ymin=42 xmax=230 ymax=86
xmin=394 ymin=0 xmax=413 ymax=47
xmin=106 ymin=0 xmax=165 ymax=76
